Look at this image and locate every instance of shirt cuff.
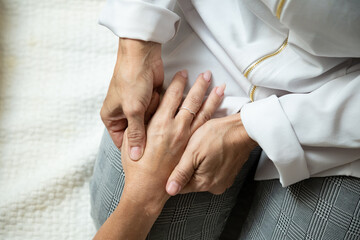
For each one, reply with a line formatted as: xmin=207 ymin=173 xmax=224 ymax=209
xmin=241 ymin=95 xmax=310 ymax=187
xmin=99 ymin=0 xmax=181 ymax=43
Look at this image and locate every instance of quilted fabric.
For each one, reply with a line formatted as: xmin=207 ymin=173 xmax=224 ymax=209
xmin=0 ymin=0 xmax=117 ymax=239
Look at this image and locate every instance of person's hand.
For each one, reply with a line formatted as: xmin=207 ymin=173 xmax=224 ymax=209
xmin=120 ymin=70 xmax=225 ymax=215
xmin=95 ymin=71 xmax=224 ymax=240
xmin=166 ymin=113 xmax=258 ymax=196
xmin=100 ymin=38 xmax=163 ymax=161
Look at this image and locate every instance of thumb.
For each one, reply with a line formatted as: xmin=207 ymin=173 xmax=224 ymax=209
xmin=166 ymin=152 xmax=195 ymax=196
xmin=126 ymin=115 xmax=146 ymax=161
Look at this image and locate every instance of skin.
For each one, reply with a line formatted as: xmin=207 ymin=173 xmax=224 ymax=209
xmin=166 ymin=113 xmax=258 ymax=196
xmin=94 ymin=70 xmax=226 ymax=240
xmin=98 ymin=38 xmax=258 ymax=238
xmin=100 ymin=38 xmax=257 ymax=196
xmin=100 ymin=38 xmax=163 ymax=161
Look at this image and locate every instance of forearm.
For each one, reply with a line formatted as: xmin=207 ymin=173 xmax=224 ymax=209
xmin=94 ymin=185 xmax=167 ymax=240
xmin=95 ymin=69 xmax=222 ymax=238
xmin=116 ymin=38 xmax=161 ymax=62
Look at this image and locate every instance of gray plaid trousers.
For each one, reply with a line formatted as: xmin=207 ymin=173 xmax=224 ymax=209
xmin=240 ymin=177 xmax=360 ymax=240
xmin=90 ymin=130 xmax=260 ymax=239
xmin=90 ymin=130 xmax=360 ymax=239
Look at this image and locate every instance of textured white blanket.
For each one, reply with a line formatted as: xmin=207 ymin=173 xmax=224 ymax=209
xmin=0 ymin=0 xmax=116 ymax=239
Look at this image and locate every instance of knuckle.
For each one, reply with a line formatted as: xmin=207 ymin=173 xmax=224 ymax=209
xmin=166 ymin=87 xmax=182 ymax=98
xmin=211 ymin=187 xmax=227 ymax=195
xmin=197 ymin=179 xmax=211 ymax=192
xmin=174 ymin=127 xmax=186 ymax=142
xmin=152 ymin=58 xmax=163 ymax=69
xmin=211 ymin=190 xmax=221 ymax=195
xmin=100 ymin=107 xmax=106 ymax=121
xmin=100 ymin=98 xmax=112 ymax=117
xmin=176 ymin=121 xmax=188 ymax=134
xmin=153 ymin=115 xmax=167 ymax=127
xmin=124 ymin=103 xmax=146 ymax=117
xmin=175 ymin=168 xmax=192 ymax=185
xmin=198 ymin=111 xmax=211 ymax=123
xmin=141 ymin=68 xmax=154 ymax=81
xmin=212 ymin=177 xmax=219 ymax=187
xmin=159 ymin=115 xmax=170 ymax=126
xmin=126 ymin=128 xmax=144 ymax=142
xmin=100 ymin=103 xmax=112 ymax=124
xmin=188 ymin=95 xmax=202 ymax=107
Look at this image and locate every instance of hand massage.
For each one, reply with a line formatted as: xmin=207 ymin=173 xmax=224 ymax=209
xmin=90 ymin=0 xmax=360 ymax=239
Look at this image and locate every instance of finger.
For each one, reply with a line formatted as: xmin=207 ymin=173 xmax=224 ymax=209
xmin=100 ymin=101 xmax=128 ymax=149
xmin=179 ymin=172 xmax=214 ymax=194
xmin=144 ymin=91 xmax=160 ymax=124
xmin=179 ymin=174 xmax=212 ymax=194
xmin=190 ymin=84 xmax=225 ymax=134
xmin=108 ymin=124 xmax=127 ymax=149
xmin=179 ymin=180 xmax=197 ymax=194
xmin=126 ymin=114 xmax=146 ymax=161
xmin=102 ymin=116 xmax=128 ymax=149
xmin=121 ymin=129 xmax=129 ymax=160
xmin=166 ymin=150 xmax=196 ymax=196
xmin=157 ymin=70 xmax=188 ymax=117
xmin=176 ymin=70 xmax=212 ymax=126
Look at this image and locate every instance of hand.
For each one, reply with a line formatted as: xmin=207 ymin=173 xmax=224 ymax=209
xmin=100 ymin=38 xmax=163 ymax=161
xmin=120 ymin=70 xmax=225 ymax=215
xmin=166 ymin=113 xmax=258 ymax=196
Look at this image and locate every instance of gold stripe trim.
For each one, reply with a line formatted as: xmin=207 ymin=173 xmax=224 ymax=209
xmin=276 ymin=0 xmax=286 ymax=19
xmin=249 ymin=85 xmax=257 ymax=102
xmin=244 ymin=38 xmax=288 ymax=102
xmin=244 ymin=38 xmax=288 ymax=78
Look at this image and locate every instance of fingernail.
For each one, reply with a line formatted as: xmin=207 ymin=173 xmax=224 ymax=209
xmin=216 ymin=83 xmax=226 ymax=97
xmin=130 ymin=146 xmax=142 ymax=160
xmin=203 ymin=70 xmax=212 ymax=82
xmin=181 ymin=69 xmax=188 ymax=78
xmin=166 ymin=181 xmax=181 ymax=196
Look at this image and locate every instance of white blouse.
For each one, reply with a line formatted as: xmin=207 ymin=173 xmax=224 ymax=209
xmin=99 ymin=0 xmax=360 ymax=187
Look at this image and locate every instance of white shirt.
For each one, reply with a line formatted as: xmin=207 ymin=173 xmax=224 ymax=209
xmin=99 ymin=0 xmax=360 ymax=187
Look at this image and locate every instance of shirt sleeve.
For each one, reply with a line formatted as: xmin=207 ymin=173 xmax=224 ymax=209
xmin=241 ymin=62 xmax=360 ymax=187
xmin=99 ymin=0 xmax=181 ymax=43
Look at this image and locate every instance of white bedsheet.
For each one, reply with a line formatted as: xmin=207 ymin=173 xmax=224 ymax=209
xmin=0 ymin=0 xmax=116 ymax=239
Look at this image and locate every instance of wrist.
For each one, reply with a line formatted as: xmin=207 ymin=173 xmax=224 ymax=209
xmin=118 ymin=38 xmax=161 ymax=60
xmin=231 ymin=113 xmax=258 ymax=151
xmin=238 ymin=113 xmax=258 ymax=150
xmin=122 ymin=180 xmax=169 ymax=217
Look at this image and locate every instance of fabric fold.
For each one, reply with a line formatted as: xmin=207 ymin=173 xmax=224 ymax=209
xmin=241 ymin=95 xmax=309 ymax=186
xmin=99 ymin=0 xmax=180 ymax=43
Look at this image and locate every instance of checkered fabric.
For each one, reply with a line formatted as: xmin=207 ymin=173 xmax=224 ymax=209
xmin=240 ymin=177 xmax=360 ymax=240
xmin=90 ymin=130 xmax=261 ymax=239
